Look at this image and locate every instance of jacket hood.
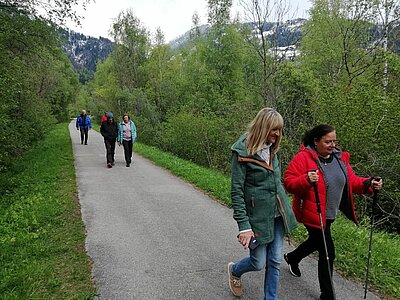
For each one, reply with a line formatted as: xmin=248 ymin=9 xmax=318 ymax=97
xmin=231 ymin=133 xmax=278 ymax=160
xmin=231 ymin=133 xmax=249 ymax=157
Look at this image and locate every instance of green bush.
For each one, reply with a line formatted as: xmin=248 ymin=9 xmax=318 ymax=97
xmin=160 ymin=111 xmax=233 ymax=171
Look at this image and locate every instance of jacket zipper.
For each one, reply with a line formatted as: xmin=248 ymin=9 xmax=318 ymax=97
xmin=277 ymin=194 xmax=289 ymax=233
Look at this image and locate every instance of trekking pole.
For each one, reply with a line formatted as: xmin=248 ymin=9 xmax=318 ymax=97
xmin=364 ymin=176 xmax=381 ymax=299
xmin=313 ymin=181 xmax=336 ymax=300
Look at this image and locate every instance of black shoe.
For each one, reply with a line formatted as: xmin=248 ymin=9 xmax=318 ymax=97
xmin=126 ymin=163 xmax=130 ymax=167
xmin=84 ymin=142 xmax=87 ymax=145
xmin=107 ymin=163 xmax=112 ymax=168
xmin=111 ymin=161 xmax=115 ymax=166
xmin=284 ymin=253 xmax=301 ymax=277
xmin=81 ymin=141 xmax=83 ymax=144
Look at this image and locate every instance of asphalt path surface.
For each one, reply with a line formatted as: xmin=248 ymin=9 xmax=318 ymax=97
xmin=69 ymin=120 xmax=381 ymax=300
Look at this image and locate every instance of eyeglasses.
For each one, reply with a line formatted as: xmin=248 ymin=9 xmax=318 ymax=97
xmin=321 ymin=139 xmax=338 ymax=145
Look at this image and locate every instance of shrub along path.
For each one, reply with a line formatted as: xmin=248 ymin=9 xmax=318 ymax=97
xmin=69 ymin=120 xmax=381 ymax=300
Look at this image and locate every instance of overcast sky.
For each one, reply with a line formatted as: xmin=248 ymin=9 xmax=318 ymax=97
xmin=67 ymin=0 xmax=312 ymax=42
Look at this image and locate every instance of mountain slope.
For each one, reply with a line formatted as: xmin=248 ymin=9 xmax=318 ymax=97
xmin=61 ymin=30 xmax=114 ymax=83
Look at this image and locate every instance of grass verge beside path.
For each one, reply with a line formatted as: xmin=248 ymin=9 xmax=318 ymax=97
xmin=0 ymin=123 xmax=95 ymax=299
xmin=135 ymin=142 xmax=400 ymax=299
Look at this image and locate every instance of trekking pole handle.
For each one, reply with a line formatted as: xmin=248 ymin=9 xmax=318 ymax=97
xmin=308 ymin=169 xmax=322 ymax=213
xmin=371 ymin=176 xmax=382 ymax=189
xmin=371 ymin=176 xmax=381 ymax=213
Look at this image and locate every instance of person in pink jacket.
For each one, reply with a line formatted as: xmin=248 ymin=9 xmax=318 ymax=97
xmin=282 ymin=124 xmax=382 ymax=300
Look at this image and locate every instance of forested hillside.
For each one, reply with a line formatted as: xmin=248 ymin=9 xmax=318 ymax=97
xmin=78 ymin=1 xmax=400 ymax=234
xmin=61 ymin=30 xmax=114 ymax=83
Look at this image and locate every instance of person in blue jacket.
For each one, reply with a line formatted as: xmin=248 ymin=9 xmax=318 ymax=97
xmin=117 ymin=114 xmax=137 ymax=167
xmin=76 ymin=110 xmax=92 ymax=145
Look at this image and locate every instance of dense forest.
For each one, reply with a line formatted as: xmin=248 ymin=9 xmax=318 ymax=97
xmin=0 ymin=1 xmax=79 ymax=169
xmin=1 ymin=0 xmax=399 ymax=233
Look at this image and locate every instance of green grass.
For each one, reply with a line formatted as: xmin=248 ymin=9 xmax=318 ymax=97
xmin=135 ymin=142 xmax=400 ymax=299
xmin=0 ymin=123 xmax=96 ymax=299
xmin=135 ymin=143 xmax=231 ymax=204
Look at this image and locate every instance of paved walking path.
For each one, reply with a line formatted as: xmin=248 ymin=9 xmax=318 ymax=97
xmin=69 ymin=120 xmax=381 ymax=300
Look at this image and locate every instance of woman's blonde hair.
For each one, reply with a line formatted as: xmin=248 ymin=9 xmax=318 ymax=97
xmin=246 ymin=108 xmax=284 ymax=156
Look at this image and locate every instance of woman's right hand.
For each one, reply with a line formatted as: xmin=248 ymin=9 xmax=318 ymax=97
xmin=238 ymin=231 xmax=254 ymax=249
xmin=307 ymin=170 xmax=319 ymax=184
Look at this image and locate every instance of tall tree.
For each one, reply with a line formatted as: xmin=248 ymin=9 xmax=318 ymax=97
xmin=207 ymin=0 xmax=232 ymax=29
xmin=111 ymin=9 xmax=150 ymax=90
xmin=238 ymin=0 xmax=299 ymax=106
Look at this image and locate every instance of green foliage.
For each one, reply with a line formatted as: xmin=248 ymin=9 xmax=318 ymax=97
xmin=333 ymin=215 xmax=400 ymax=298
xmin=0 ymin=5 xmax=79 ymax=170
xmin=160 ymin=111 xmax=233 ymax=171
xmin=207 ymin=0 xmax=232 ymax=28
xmin=299 ymin=0 xmax=400 ymax=233
xmin=0 ymin=124 xmax=95 ymax=299
xmin=3 ymin=0 xmax=92 ymax=25
xmin=143 ymin=43 xmax=181 ymax=122
xmin=111 ymin=9 xmax=150 ymax=89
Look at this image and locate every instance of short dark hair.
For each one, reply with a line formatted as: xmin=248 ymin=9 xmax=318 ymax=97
xmin=303 ymin=124 xmax=335 ymax=147
xmin=123 ymin=114 xmax=130 ymax=120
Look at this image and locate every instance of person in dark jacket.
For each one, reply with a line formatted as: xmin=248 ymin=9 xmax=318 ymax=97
xmin=100 ymin=112 xmax=118 ymax=168
xmin=283 ymin=124 xmax=382 ymax=300
xmin=227 ymin=108 xmax=297 ymax=300
xmin=117 ymin=114 xmax=137 ymax=167
xmin=76 ymin=110 xmax=92 ymax=145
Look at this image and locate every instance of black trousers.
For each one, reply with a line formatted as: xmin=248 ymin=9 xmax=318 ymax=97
xmin=122 ymin=139 xmax=133 ymax=164
xmin=80 ymin=127 xmax=89 ymax=144
xmin=104 ymin=139 xmax=116 ymax=164
xmin=287 ymin=219 xmax=335 ymax=299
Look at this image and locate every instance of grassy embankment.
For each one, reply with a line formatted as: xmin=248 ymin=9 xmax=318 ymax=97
xmin=0 ymin=123 xmax=95 ymax=299
xmin=134 ymin=142 xmax=400 ymax=299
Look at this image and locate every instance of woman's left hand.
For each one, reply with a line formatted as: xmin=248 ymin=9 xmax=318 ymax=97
xmin=237 ymin=231 xmax=254 ymax=249
xmin=371 ymin=178 xmax=383 ymax=190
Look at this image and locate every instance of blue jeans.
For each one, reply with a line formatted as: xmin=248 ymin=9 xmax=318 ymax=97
xmin=231 ymin=217 xmax=284 ymax=300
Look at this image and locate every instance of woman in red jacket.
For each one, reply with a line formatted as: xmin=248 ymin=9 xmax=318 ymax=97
xmin=282 ymin=124 xmax=382 ymax=300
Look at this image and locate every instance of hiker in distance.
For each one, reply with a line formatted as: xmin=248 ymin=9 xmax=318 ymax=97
xmin=117 ymin=114 xmax=137 ymax=167
xmin=101 ymin=111 xmax=108 ymax=124
xmin=76 ymin=109 xmax=92 ymax=145
xmin=227 ymin=108 xmax=297 ymax=300
xmin=100 ymin=112 xmax=118 ymax=168
xmin=283 ymin=124 xmax=383 ymax=300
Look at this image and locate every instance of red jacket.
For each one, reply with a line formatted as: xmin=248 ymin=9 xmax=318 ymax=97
xmin=283 ymin=146 xmax=372 ymax=229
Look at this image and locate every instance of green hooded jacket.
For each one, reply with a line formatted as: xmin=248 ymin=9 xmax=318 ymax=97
xmin=231 ymin=133 xmax=297 ymax=244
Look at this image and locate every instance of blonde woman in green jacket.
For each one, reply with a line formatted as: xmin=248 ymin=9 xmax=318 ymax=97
xmin=227 ymin=108 xmax=297 ymax=300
